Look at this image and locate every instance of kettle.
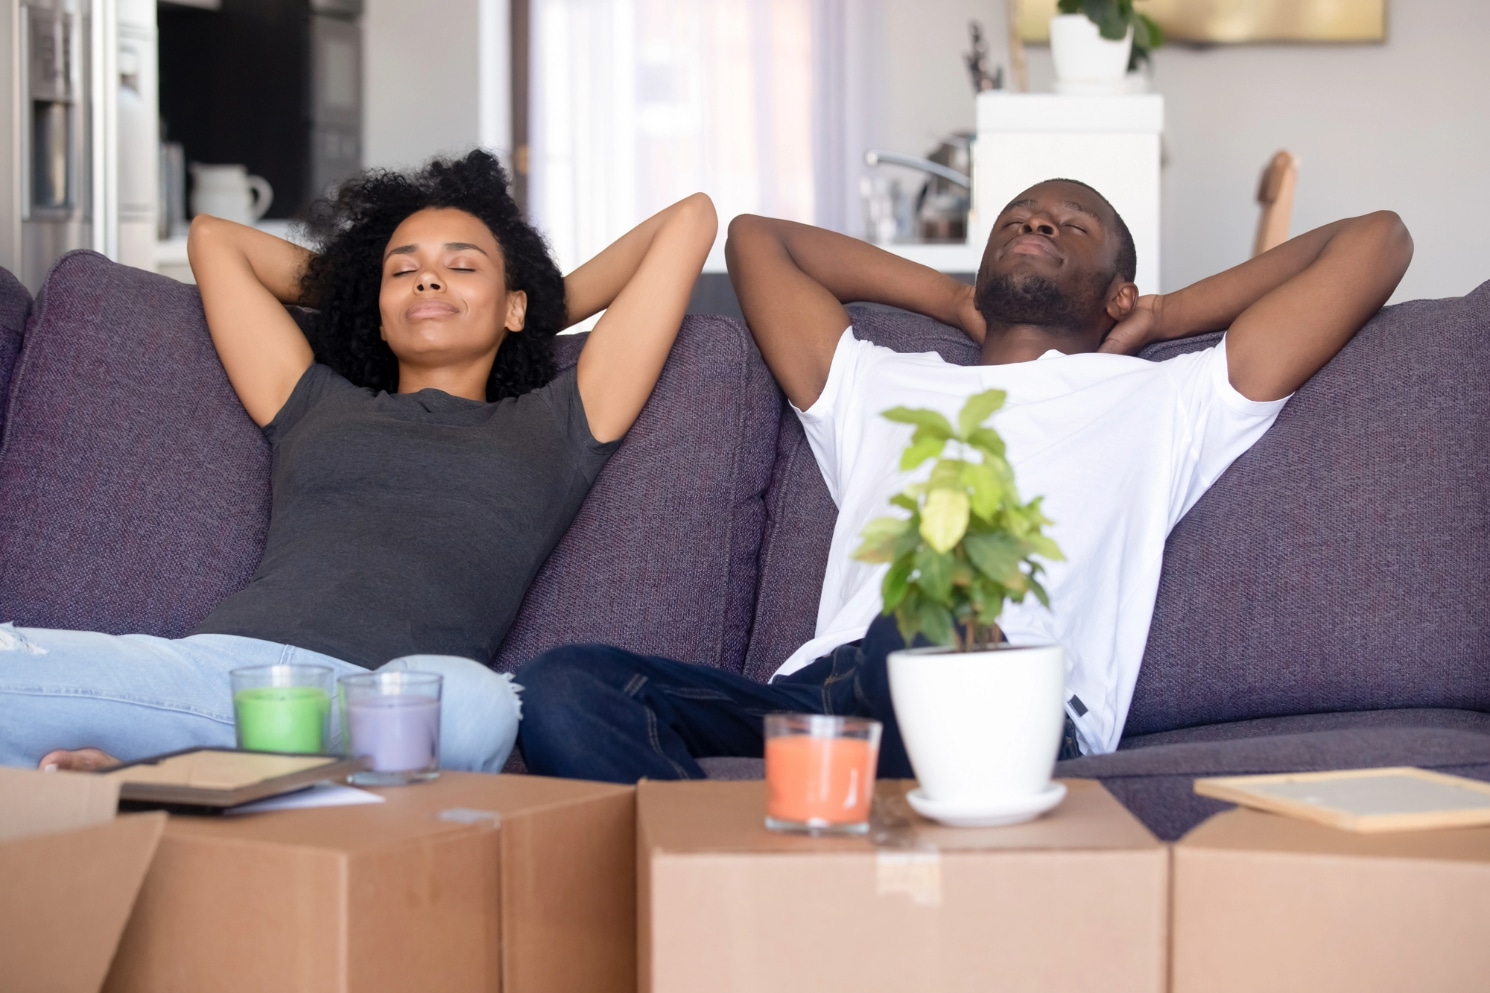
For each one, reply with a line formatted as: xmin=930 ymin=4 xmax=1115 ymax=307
xmin=190 ymin=163 xmax=274 ymax=225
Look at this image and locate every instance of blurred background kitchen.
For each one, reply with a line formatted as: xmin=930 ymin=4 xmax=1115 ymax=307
xmin=1 ymin=0 xmax=1486 ymax=309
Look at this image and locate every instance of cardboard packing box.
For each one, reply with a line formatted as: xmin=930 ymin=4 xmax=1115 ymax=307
xmin=1172 ymin=807 xmax=1490 ymax=993
xmin=638 ymin=778 xmax=1168 ymax=993
xmin=103 ymin=772 xmax=636 ymax=993
xmin=0 ymin=767 xmax=166 ymax=993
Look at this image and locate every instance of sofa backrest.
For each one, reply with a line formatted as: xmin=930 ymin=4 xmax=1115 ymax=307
xmin=743 ymin=289 xmax=1490 ymax=738
xmin=1126 ymin=281 xmax=1490 ymax=734
xmin=0 ymin=265 xmax=30 ymax=440
xmin=0 ymin=251 xmax=779 ymax=675
xmin=493 ymin=315 xmax=780 ymax=675
xmin=0 ymin=252 xmax=273 ymax=635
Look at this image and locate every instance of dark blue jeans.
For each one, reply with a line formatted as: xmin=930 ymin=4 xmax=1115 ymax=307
xmin=517 ymin=615 xmax=1081 ymax=784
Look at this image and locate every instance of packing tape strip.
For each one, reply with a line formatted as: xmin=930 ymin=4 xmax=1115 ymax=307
xmin=439 ymin=808 xmax=502 ymax=827
xmin=875 ymin=850 xmax=943 ymax=907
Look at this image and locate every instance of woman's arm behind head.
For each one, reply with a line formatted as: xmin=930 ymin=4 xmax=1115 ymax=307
xmin=186 ymin=215 xmax=316 ymax=428
xmin=571 ymin=193 xmax=719 ymax=444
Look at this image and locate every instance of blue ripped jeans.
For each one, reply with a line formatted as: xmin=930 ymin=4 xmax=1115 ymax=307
xmin=0 ymin=623 xmax=521 ymax=771
xmin=517 ymin=614 xmax=1083 ymax=785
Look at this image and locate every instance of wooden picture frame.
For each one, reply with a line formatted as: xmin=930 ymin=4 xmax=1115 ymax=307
xmin=1019 ymin=0 xmax=1388 ymax=45
xmin=1194 ymin=767 xmax=1490 ymax=833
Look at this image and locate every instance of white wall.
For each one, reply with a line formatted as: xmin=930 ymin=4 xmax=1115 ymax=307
xmin=879 ymin=0 xmax=1490 ymax=302
xmin=363 ymin=0 xmax=511 ymax=171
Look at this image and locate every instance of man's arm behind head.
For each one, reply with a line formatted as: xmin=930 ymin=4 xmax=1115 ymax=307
xmin=725 ymin=215 xmax=976 ymax=409
xmin=1122 ymin=212 xmax=1414 ymax=402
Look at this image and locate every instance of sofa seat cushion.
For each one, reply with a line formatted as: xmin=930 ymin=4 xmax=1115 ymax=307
xmin=494 ymin=315 xmax=780 ymax=674
xmin=1060 ymin=720 xmax=1490 ymax=840
xmin=700 ymin=710 xmax=1490 ymax=841
xmin=0 ymin=252 xmax=272 ymax=636
xmin=741 ymin=305 xmax=978 ymax=682
xmin=0 ymin=265 xmax=31 ymax=439
xmin=1128 ymin=281 xmax=1490 ymax=735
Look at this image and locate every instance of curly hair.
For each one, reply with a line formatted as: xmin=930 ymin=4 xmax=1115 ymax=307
xmin=298 ymin=149 xmax=565 ymax=401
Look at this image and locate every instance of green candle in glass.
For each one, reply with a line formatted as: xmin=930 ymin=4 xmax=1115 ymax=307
xmin=230 ymin=664 xmax=333 ymax=754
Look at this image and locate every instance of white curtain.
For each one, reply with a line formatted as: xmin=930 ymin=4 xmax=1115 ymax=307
xmin=530 ymin=0 xmax=876 ymax=274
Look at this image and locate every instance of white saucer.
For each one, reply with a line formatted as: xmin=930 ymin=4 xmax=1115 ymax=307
xmin=905 ymin=782 xmax=1068 ymax=827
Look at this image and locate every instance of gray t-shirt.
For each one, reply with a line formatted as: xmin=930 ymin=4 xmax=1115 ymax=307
xmin=194 ymin=363 xmax=616 ymax=668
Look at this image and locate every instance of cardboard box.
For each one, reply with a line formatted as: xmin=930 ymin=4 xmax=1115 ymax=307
xmin=1173 ymin=807 xmax=1490 ymax=993
xmin=638 ymin=778 xmax=1168 ymax=993
xmin=0 ymin=767 xmax=166 ymax=993
xmin=103 ymin=773 xmax=635 ymax=993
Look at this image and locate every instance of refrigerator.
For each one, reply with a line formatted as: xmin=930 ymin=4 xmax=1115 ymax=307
xmin=0 ymin=0 xmax=157 ymax=291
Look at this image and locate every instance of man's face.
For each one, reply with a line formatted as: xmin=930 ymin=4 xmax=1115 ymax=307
xmin=974 ymin=181 xmax=1123 ymax=335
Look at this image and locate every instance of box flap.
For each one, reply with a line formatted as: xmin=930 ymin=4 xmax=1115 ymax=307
xmin=0 ymin=767 xmax=120 ymax=843
xmin=1179 ymin=807 xmax=1490 ymax=864
xmin=639 ymin=778 xmax=1160 ymax=854
xmin=0 ymin=812 xmax=166 ymax=993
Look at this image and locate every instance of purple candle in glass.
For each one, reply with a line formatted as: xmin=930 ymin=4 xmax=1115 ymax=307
xmin=339 ymin=671 xmax=442 ymax=786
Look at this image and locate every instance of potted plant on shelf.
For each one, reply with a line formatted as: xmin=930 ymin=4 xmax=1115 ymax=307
xmin=854 ymin=389 xmax=1069 ymax=826
xmin=1050 ymin=0 xmax=1165 ymax=93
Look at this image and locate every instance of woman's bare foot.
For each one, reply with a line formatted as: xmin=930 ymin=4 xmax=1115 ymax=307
xmin=39 ymin=748 xmax=121 ymax=772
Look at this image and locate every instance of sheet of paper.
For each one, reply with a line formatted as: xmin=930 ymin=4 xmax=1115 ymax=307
xmin=224 ymin=782 xmax=385 ymax=816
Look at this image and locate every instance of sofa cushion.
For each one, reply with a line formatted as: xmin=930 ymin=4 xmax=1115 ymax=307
xmin=0 ymin=251 xmax=272 ymax=636
xmin=494 ymin=315 xmax=780 ymax=674
xmin=1059 ymin=722 xmax=1490 ymax=840
xmin=1127 ymin=281 xmax=1490 ymax=735
xmin=741 ymin=305 xmax=978 ymax=681
xmin=0 ymin=265 xmax=31 ymax=439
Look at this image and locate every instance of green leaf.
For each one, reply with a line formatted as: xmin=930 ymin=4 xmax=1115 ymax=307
xmin=956 ymin=389 xmax=1006 ymax=440
xmin=881 ymin=555 xmax=914 ymax=611
xmin=919 ymin=489 xmax=970 ymax=553
xmin=853 ymin=515 xmax=911 ymax=564
xmin=961 ymin=460 xmax=1003 ymax=521
xmin=881 ymin=407 xmax=953 ymax=439
xmin=1056 ymin=0 xmax=1083 ymax=14
xmin=914 ymin=545 xmax=954 ymax=603
xmin=964 ymin=531 xmax=1024 ymax=585
xmin=927 ymin=458 xmax=964 ymax=493
xmin=916 ymin=600 xmax=956 ymax=648
xmin=899 ymin=431 xmax=946 ymax=472
xmin=889 ymin=493 xmax=917 ymax=513
xmin=965 ymin=427 xmax=1006 ymax=461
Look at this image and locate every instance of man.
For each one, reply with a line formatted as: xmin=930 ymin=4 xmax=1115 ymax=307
xmin=517 ymin=179 xmax=1412 ymax=782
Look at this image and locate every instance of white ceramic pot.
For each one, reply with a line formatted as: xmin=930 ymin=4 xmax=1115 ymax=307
xmin=190 ymin=163 xmax=274 ymax=225
xmin=888 ymin=643 xmax=1066 ymax=804
xmin=1049 ymin=13 xmax=1133 ymax=94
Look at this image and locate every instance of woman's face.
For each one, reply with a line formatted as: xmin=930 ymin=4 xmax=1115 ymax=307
xmin=377 ymin=207 xmax=526 ymax=374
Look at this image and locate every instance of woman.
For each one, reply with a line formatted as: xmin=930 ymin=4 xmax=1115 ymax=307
xmin=0 ymin=150 xmax=716 ymax=773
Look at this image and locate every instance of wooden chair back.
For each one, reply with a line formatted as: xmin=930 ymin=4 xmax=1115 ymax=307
xmin=1253 ymin=151 xmax=1299 ymax=257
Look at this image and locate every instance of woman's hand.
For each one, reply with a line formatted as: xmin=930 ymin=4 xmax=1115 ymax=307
xmin=1098 ymin=293 xmax=1165 ymax=355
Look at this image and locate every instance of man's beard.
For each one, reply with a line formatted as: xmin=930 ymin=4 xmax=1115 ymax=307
xmin=975 ymin=270 xmax=1109 ymax=332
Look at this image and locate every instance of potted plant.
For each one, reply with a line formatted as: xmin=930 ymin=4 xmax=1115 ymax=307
xmin=853 ymin=389 xmax=1069 ymax=826
xmin=1049 ymin=0 xmax=1165 ymax=93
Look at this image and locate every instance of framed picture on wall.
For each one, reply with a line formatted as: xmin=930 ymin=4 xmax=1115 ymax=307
xmin=1018 ymin=0 xmax=1388 ymax=44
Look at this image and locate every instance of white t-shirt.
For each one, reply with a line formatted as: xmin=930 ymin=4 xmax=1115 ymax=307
xmin=777 ymin=328 xmax=1288 ymax=755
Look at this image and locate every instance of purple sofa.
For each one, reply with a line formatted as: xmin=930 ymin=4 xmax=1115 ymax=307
xmin=2 ymin=252 xmax=1487 ymax=839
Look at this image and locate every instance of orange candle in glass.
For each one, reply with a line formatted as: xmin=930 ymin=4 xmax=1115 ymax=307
xmin=764 ymin=714 xmax=882 ymax=835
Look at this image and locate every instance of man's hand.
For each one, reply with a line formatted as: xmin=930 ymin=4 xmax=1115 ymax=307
xmin=953 ymin=282 xmax=988 ymax=346
xmin=1098 ymin=294 xmax=1164 ymax=355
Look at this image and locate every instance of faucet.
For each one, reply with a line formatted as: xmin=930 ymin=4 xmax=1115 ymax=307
xmin=863 ymin=151 xmax=971 ymax=189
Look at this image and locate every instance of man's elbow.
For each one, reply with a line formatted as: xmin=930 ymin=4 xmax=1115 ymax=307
xmin=1361 ymin=210 xmax=1414 ymax=273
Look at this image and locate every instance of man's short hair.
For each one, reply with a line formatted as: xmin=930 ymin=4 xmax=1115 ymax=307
xmin=1046 ymin=178 xmax=1137 ymax=284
